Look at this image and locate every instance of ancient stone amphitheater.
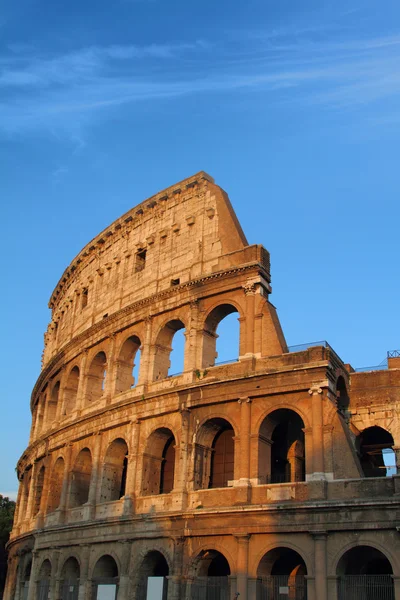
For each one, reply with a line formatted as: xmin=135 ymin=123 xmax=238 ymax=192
xmin=5 ymin=172 xmax=400 ymax=600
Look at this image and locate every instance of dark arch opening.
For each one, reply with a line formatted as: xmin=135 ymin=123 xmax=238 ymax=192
xmin=69 ymin=448 xmax=92 ymax=508
xmin=37 ymin=560 xmax=51 ymax=600
xmin=337 ymin=546 xmax=394 ymax=600
xmin=47 ymin=381 xmax=60 ymax=425
xmin=142 ymin=429 xmax=176 ymax=495
xmin=64 ymin=367 xmax=79 ymax=415
xmin=33 ymin=466 xmax=45 ymax=517
xmin=358 ymin=426 xmax=395 ymax=478
xmin=202 ymin=304 xmax=240 ymax=368
xmin=336 ymin=376 xmax=350 ymax=413
xmin=193 ymin=418 xmax=235 ymax=490
xmin=192 ymin=550 xmax=231 ymax=599
xmin=60 ymin=557 xmax=80 ymax=600
xmin=259 ymin=409 xmax=305 ymax=484
xmin=137 ymin=551 xmax=169 ymax=600
xmin=257 ymin=548 xmax=307 ymax=600
xmin=100 ymin=438 xmax=129 ymax=503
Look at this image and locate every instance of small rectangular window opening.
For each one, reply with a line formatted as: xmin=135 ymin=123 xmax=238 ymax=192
xmin=81 ymin=288 xmax=88 ymax=309
xmin=171 ymin=278 xmax=180 ymax=287
xmin=135 ymin=249 xmax=147 ymax=272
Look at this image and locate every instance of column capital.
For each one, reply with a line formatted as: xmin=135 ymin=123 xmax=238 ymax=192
xmin=309 ymin=529 xmax=328 ymax=539
xmin=235 ymin=533 xmax=251 ymax=543
xmin=308 ymin=385 xmax=323 ymax=396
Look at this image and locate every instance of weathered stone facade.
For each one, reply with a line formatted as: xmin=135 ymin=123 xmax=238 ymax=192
xmin=4 ymin=172 xmax=400 ymax=600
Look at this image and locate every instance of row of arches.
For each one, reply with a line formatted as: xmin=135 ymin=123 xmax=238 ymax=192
xmin=33 ymin=305 xmax=240 ymax=437
xmin=20 ymin=410 xmax=306 ymax=523
xmin=18 ymin=544 xmax=396 ymax=600
xmin=19 ymin=415 xmax=398 ymax=525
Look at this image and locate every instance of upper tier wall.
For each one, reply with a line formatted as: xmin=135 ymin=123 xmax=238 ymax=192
xmin=43 ymin=172 xmax=255 ymax=367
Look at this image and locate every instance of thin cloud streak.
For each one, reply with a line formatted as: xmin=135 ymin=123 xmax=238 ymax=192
xmin=1 ymin=32 xmax=400 ymax=136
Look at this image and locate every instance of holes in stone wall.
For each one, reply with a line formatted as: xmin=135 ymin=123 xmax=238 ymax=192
xmin=135 ymin=249 xmax=147 ymax=273
xmin=47 ymin=457 xmax=64 ymax=513
xmin=81 ymin=288 xmax=88 ymax=310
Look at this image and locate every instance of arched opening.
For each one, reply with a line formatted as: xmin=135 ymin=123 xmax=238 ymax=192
xmin=336 ymin=376 xmax=350 ymax=413
xmin=257 ymin=547 xmax=307 ymax=600
xmin=194 ymin=418 xmax=235 ymax=490
xmin=258 ymin=409 xmax=305 ymax=484
xmin=64 ymin=367 xmax=80 ymax=415
xmin=20 ymin=557 xmax=32 ymax=600
xmin=137 ymin=551 xmax=169 ymax=600
xmin=21 ymin=470 xmax=32 ymax=521
xmin=115 ymin=336 xmax=141 ymax=393
xmin=142 ymin=429 xmax=175 ymax=495
xmin=37 ymin=559 xmax=51 ymax=600
xmin=33 ymin=466 xmax=45 ymax=517
xmin=100 ymin=439 xmax=129 ymax=503
xmin=358 ymin=426 xmax=395 ymax=478
xmin=47 ymin=381 xmax=60 ymax=425
xmin=86 ymin=352 xmax=107 ymax=403
xmin=47 ymin=457 xmax=65 ymax=513
xmin=92 ymin=555 xmax=119 ymax=600
xmin=60 ymin=557 xmax=80 ymax=600
xmin=69 ymin=448 xmax=92 ymax=508
xmin=191 ymin=549 xmax=231 ymax=599
xmin=153 ymin=320 xmax=186 ymax=380
xmin=202 ymin=304 xmax=240 ymax=368
xmin=337 ymin=546 xmax=394 ymax=599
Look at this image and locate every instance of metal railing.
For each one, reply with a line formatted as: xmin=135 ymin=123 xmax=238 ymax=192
xmin=185 ymin=577 xmax=231 ymax=600
xmin=256 ymin=576 xmax=307 ymax=599
xmin=387 ymin=349 xmax=400 ymax=358
xmin=337 ymin=574 xmax=394 ymax=600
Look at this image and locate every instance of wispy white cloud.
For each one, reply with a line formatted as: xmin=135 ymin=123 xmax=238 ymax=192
xmin=1 ymin=31 xmax=400 ymax=137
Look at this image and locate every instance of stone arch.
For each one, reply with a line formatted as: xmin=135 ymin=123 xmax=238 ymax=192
xmin=258 ymin=408 xmax=306 ymax=484
xmin=37 ymin=559 xmax=51 ymax=600
xmin=92 ymin=554 xmax=119 ymax=596
xmin=19 ymin=555 xmax=32 ymax=600
xmin=60 ymin=556 xmax=80 ymax=600
xmin=136 ymin=550 xmax=169 ymax=600
xmin=141 ymin=428 xmax=176 ymax=495
xmin=357 ymin=426 xmax=395 ymax=477
xmin=69 ymin=448 xmax=92 ymax=508
xmin=194 ymin=417 xmax=235 ymax=490
xmin=20 ymin=469 xmax=32 ymax=521
xmin=99 ymin=438 xmax=129 ymax=503
xmin=33 ymin=465 xmax=45 ymax=517
xmin=201 ymin=302 xmax=241 ymax=368
xmin=47 ymin=457 xmax=65 ymax=512
xmin=86 ymin=351 xmax=107 ymax=403
xmin=257 ymin=546 xmax=308 ymax=600
xmin=152 ymin=319 xmax=186 ymax=380
xmin=115 ymin=335 xmax=142 ymax=393
xmin=336 ymin=545 xmax=394 ymax=599
xmin=63 ymin=366 xmax=80 ymax=414
xmin=331 ymin=539 xmax=399 ymax=576
xmin=188 ymin=547 xmax=233 ymax=599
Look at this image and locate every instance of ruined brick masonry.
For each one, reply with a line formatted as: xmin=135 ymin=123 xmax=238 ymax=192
xmin=4 ymin=172 xmax=400 ymax=600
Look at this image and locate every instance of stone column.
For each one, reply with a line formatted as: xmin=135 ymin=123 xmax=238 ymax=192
xmin=103 ymin=334 xmax=117 ymax=403
xmin=125 ymin=420 xmax=141 ymax=501
xmin=235 ymin=534 xmax=250 ymax=600
xmin=88 ymin=433 xmax=103 ymax=514
xmin=117 ymin=541 xmax=132 ymax=600
xmin=59 ymin=443 xmax=73 ymax=515
xmin=139 ymin=316 xmax=153 ymax=385
xmin=308 ymin=386 xmax=325 ymax=479
xmin=78 ymin=545 xmax=91 ymax=600
xmin=49 ymin=550 xmax=61 ymax=600
xmin=76 ymin=351 xmax=88 ymax=412
xmin=312 ymin=531 xmax=327 ymax=600
xmin=176 ymin=409 xmax=190 ymax=499
xmin=168 ymin=537 xmax=185 ymax=600
xmin=392 ymin=576 xmax=400 ymax=600
xmin=26 ymin=550 xmax=39 ymax=600
xmin=25 ymin=462 xmax=39 ymax=522
xmin=393 ymin=446 xmax=400 ymax=475
xmin=185 ymin=300 xmax=200 ymax=372
xmin=238 ymin=398 xmax=252 ymax=482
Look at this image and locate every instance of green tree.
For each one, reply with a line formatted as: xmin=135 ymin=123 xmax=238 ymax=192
xmin=0 ymin=495 xmax=15 ymax=598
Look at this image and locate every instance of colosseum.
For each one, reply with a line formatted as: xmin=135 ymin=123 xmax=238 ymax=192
xmin=4 ymin=171 xmax=400 ymax=600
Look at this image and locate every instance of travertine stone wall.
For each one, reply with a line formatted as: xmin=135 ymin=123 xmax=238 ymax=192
xmin=5 ymin=173 xmax=400 ymax=600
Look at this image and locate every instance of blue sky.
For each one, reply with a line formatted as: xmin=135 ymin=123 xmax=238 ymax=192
xmin=1 ymin=0 xmax=400 ymax=498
